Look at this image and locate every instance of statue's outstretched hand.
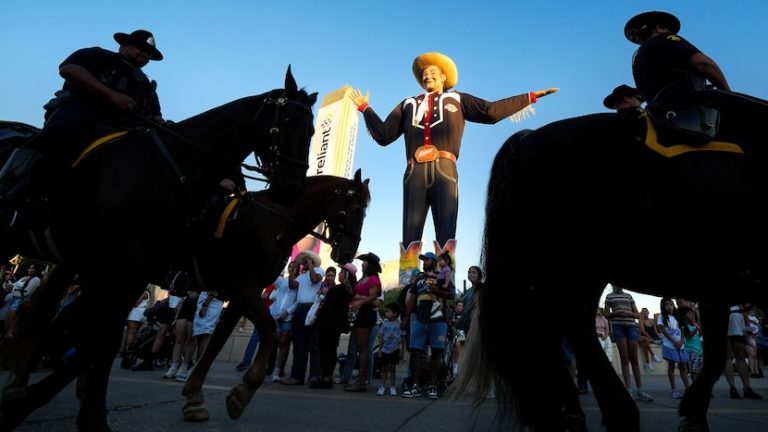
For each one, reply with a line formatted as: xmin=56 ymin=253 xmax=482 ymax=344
xmin=534 ymin=88 xmax=559 ymax=98
xmin=349 ymin=88 xmax=370 ymax=109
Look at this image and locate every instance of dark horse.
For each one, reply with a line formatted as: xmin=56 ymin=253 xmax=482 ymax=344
xmin=0 ymin=67 xmax=317 ymax=431
xmin=181 ymin=171 xmax=370 ymax=421
xmin=455 ymin=108 xmax=768 ymax=431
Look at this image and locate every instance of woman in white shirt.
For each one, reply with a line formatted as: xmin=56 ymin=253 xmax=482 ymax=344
xmin=4 ymin=263 xmax=42 ymax=338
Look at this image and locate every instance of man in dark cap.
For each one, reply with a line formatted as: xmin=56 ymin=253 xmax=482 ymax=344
xmin=603 ymin=84 xmax=643 ymax=113
xmin=625 ymin=11 xmax=731 ymax=103
xmin=401 ymin=251 xmax=455 ymax=399
xmin=625 ymin=11 xmax=768 ymax=146
xmin=0 ymin=29 xmax=165 ymax=215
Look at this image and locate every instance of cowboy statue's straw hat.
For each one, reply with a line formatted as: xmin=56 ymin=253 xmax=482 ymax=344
xmin=412 ymin=52 xmax=458 ymax=90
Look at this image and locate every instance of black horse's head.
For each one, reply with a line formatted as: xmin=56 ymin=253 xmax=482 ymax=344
xmin=325 ymin=169 xmax=370 ymax=265
xmin=253 ymin=66 xmax=317 ymax=204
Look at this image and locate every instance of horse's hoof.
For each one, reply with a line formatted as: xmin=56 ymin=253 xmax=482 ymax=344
xmin=225 ymin=384 xmax=253 ymax=420
xmin=0 ymin=393 xmax=31 ymax=432
xmin=182 ymin=402 xmax=210 ymax=422
xmin=76 ymin=418 xmax=112 ymax=432
xmin=678 ymin=418 xmax=709 ymax=432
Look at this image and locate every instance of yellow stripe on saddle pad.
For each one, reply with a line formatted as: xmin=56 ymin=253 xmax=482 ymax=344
xmin=643 ymin=115 xmax=743 ymax=158
xmin=213 ymin=197 xmax=241 ymax=240
xmin=71 ymin=131 xmax=130 ymax=167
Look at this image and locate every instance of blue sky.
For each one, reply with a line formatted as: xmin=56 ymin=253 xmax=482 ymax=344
xmin=2 ymin=1 xmax=766 ymax=312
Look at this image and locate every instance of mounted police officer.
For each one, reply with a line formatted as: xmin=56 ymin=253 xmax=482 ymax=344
xmin=626 ymin=11 xmax=730 ymax=102
xmin=0 ymin=29 xmax=164 ymax=218
xmin=624 ymin=11 xmax=768 ymax=144
xmin=603 ymin=84 xmax=643 ymax=113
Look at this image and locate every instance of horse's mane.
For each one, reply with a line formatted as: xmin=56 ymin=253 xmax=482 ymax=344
xmin=175 ymin=87 xmax=314 ymax=128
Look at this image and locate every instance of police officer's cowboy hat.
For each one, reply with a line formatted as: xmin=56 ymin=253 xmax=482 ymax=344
xmin=603 ymin=84 xmax=643 ymax=109
xmin=114 ymin=30 xmax=163 ymax=61
xmin=624 ymin=11 xmax=680 ymax=45
xmin=412 ymin=52 xmax=458 ymax=90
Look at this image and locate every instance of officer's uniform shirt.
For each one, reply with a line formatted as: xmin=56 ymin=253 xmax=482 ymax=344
xmin=60 ymin=47 xmax=161 ymax=118
xmin=632 ymin=33 xmax=703 ymax=103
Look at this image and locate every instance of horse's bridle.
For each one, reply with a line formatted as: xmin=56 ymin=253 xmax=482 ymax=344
xmin=128 ymin=91 xmax=313 ymax=182
xmin=244 ymin=93 xmax=313 ymax=181
xmin=246 ymin=186 xmax=363 ymax=250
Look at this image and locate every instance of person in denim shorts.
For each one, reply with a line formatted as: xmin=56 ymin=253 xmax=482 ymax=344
xmin=401 ymin=253 xmax=455 ymax=399
xmin=605 ymin=285 xmax=653 ymax=402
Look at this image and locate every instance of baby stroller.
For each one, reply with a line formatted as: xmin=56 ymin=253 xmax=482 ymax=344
xmin=120 ymin=303 xmax=174 ymax=370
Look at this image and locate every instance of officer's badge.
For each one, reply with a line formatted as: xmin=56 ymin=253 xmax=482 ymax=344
xmin=666 ymin=35 xmax=681 ymax=42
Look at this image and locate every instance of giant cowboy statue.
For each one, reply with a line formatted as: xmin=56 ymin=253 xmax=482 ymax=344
xmin=350 ymin=52 xmax=558 ymax=283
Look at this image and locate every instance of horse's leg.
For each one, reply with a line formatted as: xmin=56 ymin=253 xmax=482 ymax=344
xmin=226 ymin=298 xmax=276 ymax=419
xmin=181 ymin=299 xmax=243 ymax=422
xmin=566 ymin=283 xmax=638 ymax=432
xmin=1 ymin=266 xmax=73 ymax=392
xmin=75 ymin=307 xmax=132 ymax=432
xmin=66 ymin=271 xmax=145 ymax=432
xmin=0 ymin=344 xmax=88 ymax=431
xmin=517 ymin=284 xmax=587 ymax=432
xmin=678 ymin=302 xmax=728 ymax=432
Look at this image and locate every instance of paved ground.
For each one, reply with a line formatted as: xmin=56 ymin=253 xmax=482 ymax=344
xmin=6 ymin=360 xmax=768 ymax=431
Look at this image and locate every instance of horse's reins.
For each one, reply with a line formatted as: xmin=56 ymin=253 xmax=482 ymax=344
xmin=128 ymin=92 xmax=312 ymax=182
xmin=247 ymin=94 xmax=313 ymax=179
xmin=241 ymin=189 xmax=362 ymax=250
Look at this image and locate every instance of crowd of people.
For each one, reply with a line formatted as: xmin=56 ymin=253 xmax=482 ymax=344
xmin=111 ymin=249 xmax=477 ymax=400
xmin=2 ymin=11 xmax=766 ymax=415
xmin=577 ymin=286 xmax=766 ymax=402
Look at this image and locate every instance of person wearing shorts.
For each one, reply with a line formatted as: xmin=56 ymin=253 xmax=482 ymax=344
xmin=605 ymin=285 xmax=653 ymax=402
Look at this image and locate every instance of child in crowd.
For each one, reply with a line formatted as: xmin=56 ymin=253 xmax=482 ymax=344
xmin=678 ymin=306 xmax=703 ymax=382
xmin=431 ymin=252 xmax=453 ymax=319
xmin=744 ymin=304 xmax=763 ymax=378
xmin=658 ymin=298 xmax=690 ymax=399
xmin=376 ymin=302 xmax=403 ymax=396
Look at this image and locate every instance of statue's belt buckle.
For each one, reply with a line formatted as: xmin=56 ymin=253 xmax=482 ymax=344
xmin=414 ymin=145 xmax=439 ymax=163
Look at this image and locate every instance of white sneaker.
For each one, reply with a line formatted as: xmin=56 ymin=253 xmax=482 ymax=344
xmin=162 ymin=366 xmax=178 ymax=379
xmin=652 ymin=354 xmax=662 ymax=363
xmin=271 ymin=374 xmax=280 ymax=383
xmin=643 ymin=362 xmax=655 ymax=371
xmin=175 ymin=365 xmax=190 ymax=382
xmin=376 ymin=385 xmax=386 ymax=396
xmin=635 ymin=390 xmax=654 ymax=402
xmin=427 ymin=385 xmax=439 ymax=399
xmin=389 ymin=386 xmax=397 ymax=396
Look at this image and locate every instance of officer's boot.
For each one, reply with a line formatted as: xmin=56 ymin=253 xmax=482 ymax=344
xmin=0 ymin=148 xmax=45 ymax=224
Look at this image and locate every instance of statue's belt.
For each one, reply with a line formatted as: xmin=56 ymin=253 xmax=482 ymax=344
xmin=412 ymin=145 xmax=456 ymax=163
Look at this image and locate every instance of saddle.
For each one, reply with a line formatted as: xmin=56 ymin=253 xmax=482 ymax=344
xmin=645 ymin=102 xmax=720 ymax=146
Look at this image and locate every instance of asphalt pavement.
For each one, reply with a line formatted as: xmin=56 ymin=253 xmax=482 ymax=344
xmin=6 ymin=360 xmax=768 ymax=431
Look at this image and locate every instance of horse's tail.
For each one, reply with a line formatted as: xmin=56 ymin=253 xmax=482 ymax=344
xmin=0 ymin=265 xmax=72 ymax=370
xmin=452 ymin=130 xmax=533 ymax=423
